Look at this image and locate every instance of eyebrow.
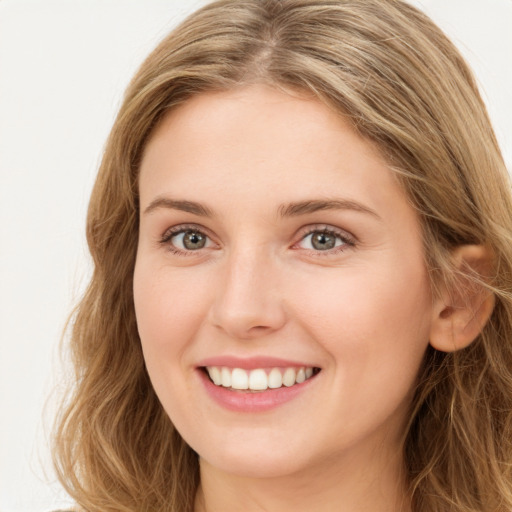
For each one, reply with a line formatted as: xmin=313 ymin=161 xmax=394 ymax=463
xmin=142 ymin=196 xmax=380 ymax=220
xmin=278 ymin=199 xmax=381 ymax=219
xmin=143 ymin=197 xmax=213 ymax=217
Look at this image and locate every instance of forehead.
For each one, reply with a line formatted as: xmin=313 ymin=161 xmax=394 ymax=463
xmin=144 ymin=85 xmax=383 ymax=161
xmin=138 ymin=84 xmax=410 ymax=224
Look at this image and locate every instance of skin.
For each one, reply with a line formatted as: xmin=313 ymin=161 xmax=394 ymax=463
xmin=134 ymin=84 xmax=437 ymax=512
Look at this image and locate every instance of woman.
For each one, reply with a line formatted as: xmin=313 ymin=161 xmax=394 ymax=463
xmin=53 ymin=0 xmax=512 ymax=511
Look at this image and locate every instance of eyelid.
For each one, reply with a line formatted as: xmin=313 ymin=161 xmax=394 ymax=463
xmin=160 ymin=223 xmax=213 ymax=243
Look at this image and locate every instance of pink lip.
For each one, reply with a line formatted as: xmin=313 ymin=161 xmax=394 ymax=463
xmin=197 ymin=355 xmax=317 ymax=370
xmin=196 ymin=367 xmax=319 ymax=413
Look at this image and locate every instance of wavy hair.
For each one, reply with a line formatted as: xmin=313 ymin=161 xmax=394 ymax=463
xmin=53 ymin=1 xmax=512 ymax=510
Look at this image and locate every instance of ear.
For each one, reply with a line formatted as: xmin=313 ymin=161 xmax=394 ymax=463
xmin=429 ymin=245 xmax=495 ymax=352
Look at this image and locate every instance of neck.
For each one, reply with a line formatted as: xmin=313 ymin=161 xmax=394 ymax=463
xmin=194 ymin=443 xmax=411 ymax=512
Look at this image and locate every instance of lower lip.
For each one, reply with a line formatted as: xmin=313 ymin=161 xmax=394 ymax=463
xmin=198 ymin=369 xmax=318 ymax=412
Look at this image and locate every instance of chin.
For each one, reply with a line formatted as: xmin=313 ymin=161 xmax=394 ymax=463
xmin=200 ymin=447 xmax=309 ymax=479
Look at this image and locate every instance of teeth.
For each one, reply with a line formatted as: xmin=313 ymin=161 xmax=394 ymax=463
xmin=282 ymin=368 xmax=296 ymax=387
xmin=209 ymin=366 xmax=222 ymax=385
xmin=206 ymin=366 xmax=317 ymax=391
xmin=268 ymin=368 xmax=283 ymax=389
xmin=221 ymin=367 xmax=231 ymax=387
xmin=249 ymin=369 xmax=268 ymax=390
xmin=231 ymin=368 xmax=249 ymax=390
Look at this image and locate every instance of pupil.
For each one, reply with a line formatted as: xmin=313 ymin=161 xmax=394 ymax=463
xmin=183 ymin=231 xmax=206 ymax=249
xmin=312 ymin=232 xmax=335 ymax=250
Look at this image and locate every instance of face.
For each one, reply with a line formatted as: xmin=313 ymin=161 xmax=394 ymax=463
xmin=134 ymin=85 xmax=434 ymax=479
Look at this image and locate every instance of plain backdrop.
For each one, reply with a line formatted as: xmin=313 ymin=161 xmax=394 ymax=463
xmin=0 ymin=1 xmax=510 ymax=510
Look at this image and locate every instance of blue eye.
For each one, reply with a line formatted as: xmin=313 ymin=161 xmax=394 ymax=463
xmin=299 ymin=230 xmax=349 ymax=251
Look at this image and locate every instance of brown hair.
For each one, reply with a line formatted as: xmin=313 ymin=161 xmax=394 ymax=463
xmin=53 ymin=1 xmax=512 ymax=510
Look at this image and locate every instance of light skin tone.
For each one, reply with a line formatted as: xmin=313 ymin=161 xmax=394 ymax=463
xmin=133 ymin=84 xmax=493 ymax=512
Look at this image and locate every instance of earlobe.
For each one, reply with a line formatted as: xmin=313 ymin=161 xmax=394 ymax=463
xmin=429 ymin=245 xmax=495 ymax=352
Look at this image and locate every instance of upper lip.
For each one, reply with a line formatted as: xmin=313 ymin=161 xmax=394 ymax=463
xmin=197 ymin=355 xmax=320 ymax=370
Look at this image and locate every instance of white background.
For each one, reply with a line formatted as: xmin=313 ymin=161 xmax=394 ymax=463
xmin=0 ymin=1 xmax=510 ymax=510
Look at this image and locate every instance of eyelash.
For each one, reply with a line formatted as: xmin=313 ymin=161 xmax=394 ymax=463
xmin=159 ymin=224 xmax=356 ymax=256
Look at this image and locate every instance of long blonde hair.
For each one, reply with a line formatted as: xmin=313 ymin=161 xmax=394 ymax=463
xmin=53 ymin=1 xmax=512 ymax=510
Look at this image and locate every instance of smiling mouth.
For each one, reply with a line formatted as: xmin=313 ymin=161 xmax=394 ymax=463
xmin=202 ymin=366 xmax=321 ymax=392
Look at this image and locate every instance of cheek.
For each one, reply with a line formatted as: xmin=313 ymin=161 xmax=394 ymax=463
xmin=134 ymin=260 xmax=208 ymax=342
xmin=133 ymin=260 xmax=214 ymax=393
xmin=289 ymin=260 xmax=432 ymax=399
xmin=133 ymin=260 xmax=213 ymax=428
xmin=293 ymin=261 xmax=431 ymax=334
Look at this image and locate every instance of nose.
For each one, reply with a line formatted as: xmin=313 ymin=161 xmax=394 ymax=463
xmin=209 ymin=248 xmax=287 ymax=340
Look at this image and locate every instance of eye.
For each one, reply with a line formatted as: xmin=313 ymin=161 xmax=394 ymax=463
xmin=161 ymin=226 xmax=213 ymax=253
xmin=173 ymin=230 xmax=208 ymax=250
xmin=297 ymin=228 xmax=354 ymax=252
